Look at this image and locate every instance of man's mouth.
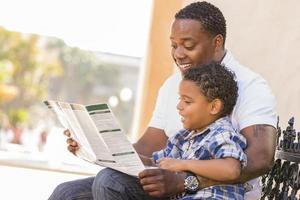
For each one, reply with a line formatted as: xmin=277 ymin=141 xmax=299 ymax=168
xmin=178 ymin=63 xmax=192 ymax=71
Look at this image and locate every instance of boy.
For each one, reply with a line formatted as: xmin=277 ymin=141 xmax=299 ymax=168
xmin=147 ymin=62 xmax=247 ymax=199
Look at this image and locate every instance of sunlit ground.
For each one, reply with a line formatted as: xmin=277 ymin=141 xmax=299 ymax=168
xmin=0 ymin=126 xmax=101 ymax=200
xmin=0 ymin=165 xmax=89 ymax=200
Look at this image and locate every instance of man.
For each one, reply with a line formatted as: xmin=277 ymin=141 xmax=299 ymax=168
xmin=49 ymin=1 xmax=277 ymax=200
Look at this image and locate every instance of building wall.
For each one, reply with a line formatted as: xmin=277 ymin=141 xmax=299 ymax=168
xmin=132 ymin=0 xmax=181 ymax=140
xmin=134 ymin=0 xmax=300 ymax=140
xmin=184 ymin=0 xmax=300 ymax=129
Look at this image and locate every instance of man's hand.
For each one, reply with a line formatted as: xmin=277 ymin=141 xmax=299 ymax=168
xmin=159 ymin=158 xmax=184 ymax=172
xmin=64 ymin=129 xmax=79 ymax=155
xmin=138 ymin=168 xmax=185 ymax=198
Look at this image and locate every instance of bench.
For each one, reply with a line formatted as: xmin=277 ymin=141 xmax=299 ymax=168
xmin=261 ymin=117 xmax=300 ymax=199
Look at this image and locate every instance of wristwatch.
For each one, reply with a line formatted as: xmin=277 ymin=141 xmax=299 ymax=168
xmin=184 ymin=172 xmax=200 ymax=194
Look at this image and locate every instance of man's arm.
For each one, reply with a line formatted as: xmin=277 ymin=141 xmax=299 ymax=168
xmin=199 ymin=124 xmax=277 ymax=188
xmin=133 ymin=127 xmax=169 ymax=157
xmin=238 ymin=124 xmax=277 ymax=182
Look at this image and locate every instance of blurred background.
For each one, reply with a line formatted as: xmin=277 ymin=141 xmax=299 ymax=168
xmin=0 ymin=0 xmax=300 ymax=199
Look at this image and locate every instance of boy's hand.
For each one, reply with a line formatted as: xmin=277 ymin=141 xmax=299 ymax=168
xmin=64 ymin=129 xmax=79 ymax=155
xmin=159 ymin=158 xmax=184 ymax=172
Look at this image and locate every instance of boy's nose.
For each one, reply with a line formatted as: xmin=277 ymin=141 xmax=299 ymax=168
xmin=177 ymin=101 xmax=182 ymax=111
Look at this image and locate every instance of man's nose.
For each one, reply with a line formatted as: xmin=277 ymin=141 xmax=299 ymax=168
xmin=174 ymin=46 xmax=186 ymax=60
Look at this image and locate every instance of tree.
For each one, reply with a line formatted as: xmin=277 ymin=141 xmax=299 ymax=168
xmin=45 ymin=38 xmax=121 ymax=104
xmin=0 ymin=27 xmax=63 ymax=128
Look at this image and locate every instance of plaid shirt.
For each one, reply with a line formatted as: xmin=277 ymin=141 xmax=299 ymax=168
xmin=153 ymin=117 xmax=247 ymax=200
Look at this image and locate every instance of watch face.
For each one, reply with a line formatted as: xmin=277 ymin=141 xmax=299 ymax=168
xmin=185 ymin=175 xmax=199 ymax=192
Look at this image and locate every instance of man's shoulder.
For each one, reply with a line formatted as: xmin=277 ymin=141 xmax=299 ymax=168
xmin=159 ymin=71 xmax=181 ymax=91
xmin=164 ymin=71 xmax=181 ymax=83
xmin=224 ymin=51 xmax=270 ymax=91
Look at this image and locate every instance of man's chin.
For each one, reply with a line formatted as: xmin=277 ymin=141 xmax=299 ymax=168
xmin=179 ymin=67 xmax=191 ymax=74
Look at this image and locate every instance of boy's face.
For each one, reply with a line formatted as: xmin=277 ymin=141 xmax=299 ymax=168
xmin=170 ymin=19 xmax=216 ymax=74
xmin=177 ymin=80 xmax=214 ymax=131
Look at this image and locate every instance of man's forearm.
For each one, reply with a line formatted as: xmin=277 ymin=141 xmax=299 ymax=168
xmin=139 ymin=154 xmax=156 ymax=166
xmin=133 ymin=127 xmax=168 ymax=157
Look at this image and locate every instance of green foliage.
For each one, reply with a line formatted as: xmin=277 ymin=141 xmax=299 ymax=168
xmin=7 ymin=108 xmax=29 ymax=127
xmin=0 ymin=27 xmax=137 ymax=133
xmin=45 ymin=38 xmax=121 ymax=103
xmin=0 ymin=27 xmax=63 ymax=127
xmin=0 ymin=60 xmax=13 ymax=83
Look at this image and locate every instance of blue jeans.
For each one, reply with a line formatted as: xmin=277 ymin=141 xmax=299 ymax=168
xmin=48 ymin=168 xmax=167 ymax=200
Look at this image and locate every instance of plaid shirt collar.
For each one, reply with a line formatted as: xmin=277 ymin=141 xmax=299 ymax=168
xmin=183 ymin=116 xmax=232 ymax=141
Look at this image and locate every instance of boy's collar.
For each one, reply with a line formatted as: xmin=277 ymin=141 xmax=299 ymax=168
xmin=184 ymin=116 xmax=230 ymax=140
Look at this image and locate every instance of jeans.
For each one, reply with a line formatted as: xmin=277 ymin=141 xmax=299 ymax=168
xmin=48 ymin=168 xmax=167 ymax=200
xmin=48 ymin=176 xmax=94 ymax=200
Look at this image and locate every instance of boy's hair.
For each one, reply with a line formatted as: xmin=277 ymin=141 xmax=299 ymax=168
xmin=175 ymin=1 xmax=226 ymax=46
xmin=183 ymin=63 xmax=238 ymax=117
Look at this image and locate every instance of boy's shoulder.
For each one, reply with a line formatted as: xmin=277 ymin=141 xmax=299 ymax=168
xmin=210 ymin=117 xmax=236 ymax=133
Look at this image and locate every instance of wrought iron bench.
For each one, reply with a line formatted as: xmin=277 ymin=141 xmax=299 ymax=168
xmin=261 ymin=117 xmax=300 ymax=199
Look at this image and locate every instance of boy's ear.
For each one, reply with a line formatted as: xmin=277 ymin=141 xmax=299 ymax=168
xmin=210 ymin=99 xmax=223 ymax=115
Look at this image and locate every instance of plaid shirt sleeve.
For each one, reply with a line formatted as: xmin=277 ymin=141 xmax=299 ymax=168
xmin=152 ymin=141 xmax=173 ymax=164
xmin=207 ymin=130 xmax=247 ymax=168
xmin=152 ymin=129 xmax=186 ymax=164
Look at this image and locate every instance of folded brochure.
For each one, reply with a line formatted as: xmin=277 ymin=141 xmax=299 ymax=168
xmin=44 ymin=100 xmax=146 ymax=176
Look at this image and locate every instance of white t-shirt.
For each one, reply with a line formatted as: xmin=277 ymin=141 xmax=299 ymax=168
xmin=148 ymin=50 xmax=277 ymax=199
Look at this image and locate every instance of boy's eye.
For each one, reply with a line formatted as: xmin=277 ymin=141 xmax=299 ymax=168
xmin=179 ymin=97 xmax=192 ymax=104
xmin=184 ymin=101 xmax=192 ymax=104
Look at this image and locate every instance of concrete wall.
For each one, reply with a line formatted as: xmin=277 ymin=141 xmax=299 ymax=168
xmin=133 ymin=0 xmax=181 ymax=139
xmin=134 ymin=0 xmax=300 ymax=140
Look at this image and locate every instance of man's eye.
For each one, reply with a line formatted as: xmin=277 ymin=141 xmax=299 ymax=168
xmin=184 ymin=101 xmax=192 ymax=104
xmin=184 ymin=46 xmax=194 ymax=50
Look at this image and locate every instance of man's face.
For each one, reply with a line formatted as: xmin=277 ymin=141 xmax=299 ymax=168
xmin=170 ymin=19 xmax=216 ymax=74
xmin=177 ymin=80 xmax=213 ymax=131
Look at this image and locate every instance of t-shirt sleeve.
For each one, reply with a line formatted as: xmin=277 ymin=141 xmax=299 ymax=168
xmin=208 ymin=131 xmax=247 ymax=168
xmin=148 ymin=79 xmax=169 ymax=130
xmin=234 ymin=77 xmax=277 ymax=130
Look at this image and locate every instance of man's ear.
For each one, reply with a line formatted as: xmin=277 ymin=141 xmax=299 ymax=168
xmin=213 ymin=34 xmax=224 ymax=51
xmin=210 ymin=99 xmax=223 ymax=115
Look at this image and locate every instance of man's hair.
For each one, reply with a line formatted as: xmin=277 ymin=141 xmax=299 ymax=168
xmin=175 ymin=1 xmax=226 ymax=45
xmin=183 ymin=63 xmax=238 ymax=117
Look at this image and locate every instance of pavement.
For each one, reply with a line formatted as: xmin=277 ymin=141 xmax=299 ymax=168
xmin=0 ymin=144 xmax=102 ymax=200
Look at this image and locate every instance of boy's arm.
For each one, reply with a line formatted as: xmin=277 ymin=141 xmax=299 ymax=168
xmin=160 ymin=157 xmax=241 ymax=182
xmin=198 ymin=125 xmax=277 ymax=188
xmin=183 ymin=158 xmax=241 ymax=181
